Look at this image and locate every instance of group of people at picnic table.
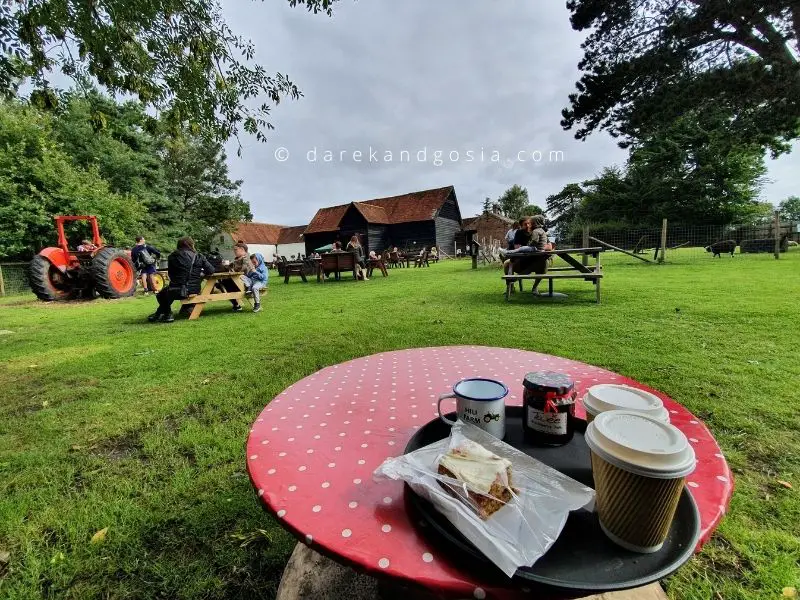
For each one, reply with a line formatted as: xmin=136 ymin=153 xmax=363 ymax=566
xmin=146 ymin=237 xmax=268 ymax=323
xmin=502 ymin=214 xmax=554 ymax=295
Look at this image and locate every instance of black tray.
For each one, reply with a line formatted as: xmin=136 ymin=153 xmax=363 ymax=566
xmin=404 ymin=406 xmax=700 ymax=594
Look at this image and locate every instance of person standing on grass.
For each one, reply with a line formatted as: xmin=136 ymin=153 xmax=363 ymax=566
xmin=132 ymin=236 xmax=161 ymax=295
xmin=347 ymin=234 xmax=369 ymax=281
xmin=242 ymin=252 xmax=268 ymax=313
xmin=148 ymin=237 xmax=214 ymax=323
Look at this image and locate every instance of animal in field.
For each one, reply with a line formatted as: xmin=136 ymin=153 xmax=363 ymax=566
xmin=705 ymin=240 xmax=737 ymax=258
xmin=740 ymin=234 xmax=790 ymax=254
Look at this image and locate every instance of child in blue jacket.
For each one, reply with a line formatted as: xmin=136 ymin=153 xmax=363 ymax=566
xmin=242 ymin=253 xmax=268 ymax=312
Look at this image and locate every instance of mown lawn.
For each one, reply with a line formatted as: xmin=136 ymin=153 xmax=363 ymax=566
xmin=0 ymin=252 xmax=798 ymax=600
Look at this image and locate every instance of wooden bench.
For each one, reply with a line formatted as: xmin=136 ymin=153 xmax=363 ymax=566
xmin=179 ymin=272 xmax=246 ymax=319
xmin=317 ymin=252 xmax=358 ymax=282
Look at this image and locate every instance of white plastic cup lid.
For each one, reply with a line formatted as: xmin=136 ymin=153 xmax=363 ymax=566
xmin=584 ymin=384 xmax=666 ymax=421
xmin=585 ymin=410 xmax=696 ymax=479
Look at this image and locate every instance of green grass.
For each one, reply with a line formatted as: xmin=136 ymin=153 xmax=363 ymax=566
xmin=1 ymin=252 xmax=799 ymax=599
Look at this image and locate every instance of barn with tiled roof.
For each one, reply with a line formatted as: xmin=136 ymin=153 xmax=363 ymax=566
xmin=303 ymin=186 xmax=463 ymax=255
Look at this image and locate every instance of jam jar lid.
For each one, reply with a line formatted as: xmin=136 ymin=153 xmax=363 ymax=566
xmin=523 ymin=371 xmax=575 ymax=395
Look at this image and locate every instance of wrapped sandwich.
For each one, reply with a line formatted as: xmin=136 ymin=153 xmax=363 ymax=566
xmin=437 ymin=439 xmax=517 ymax=519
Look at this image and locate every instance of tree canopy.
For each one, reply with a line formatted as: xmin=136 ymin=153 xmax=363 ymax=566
xmin=562 ymin=1 xmax=800 ymax=156
xmin=0 ymin=90 xmax=252 ymax=259
xmin=779 ymin=196 xmax=800 ymax=221
xmin=1 ymin=0 xmax=336 ymax=148
xmin=492 ymin=185 xmax=545 ymax=221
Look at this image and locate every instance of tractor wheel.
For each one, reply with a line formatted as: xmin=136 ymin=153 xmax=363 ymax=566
xmin=92 ymin=248 xmax=136 ymax=299
xmin=29 ymin=255 xmax=74 ymax=301
xmin=150 ymin=272 xmax=165 ymax=293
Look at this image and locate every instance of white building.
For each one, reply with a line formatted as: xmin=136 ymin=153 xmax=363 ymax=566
xmin=218 ymin=222 xmax=283 ymax=263
xmin=276 ymin=225 xmax=307 ymax=260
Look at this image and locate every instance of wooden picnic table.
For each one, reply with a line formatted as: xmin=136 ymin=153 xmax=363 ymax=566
xmin=180 ymin=271 xmax=246 ymax=320
xmin=503 ymin=247 xmax=604 ymax=303
xmin=282 ymin=261 xmax=309 ymax=284
xmin=367 ymin=258 xmax=388 ymax=278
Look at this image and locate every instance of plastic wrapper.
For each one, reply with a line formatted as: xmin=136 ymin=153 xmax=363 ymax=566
xmin=373 ymin=421 xmax=595 ymax=577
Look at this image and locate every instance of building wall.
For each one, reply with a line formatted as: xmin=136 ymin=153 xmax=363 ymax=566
xmin=218 ymin=232 xmax=277 ymax=262
xmin=276 ymin=243 xmax=306 ymax=260
xmin=248 ymin=244 xmax=277 ymax=262
xmin=387 ymin=221 xmax=436 ymax=252
xmin=304 ymin=232 xmax=338 ymax=256
xmin=367 ymin=224 xmax=388 ymax=253
xmin=433 ymin=191 xmax=463 ymax=255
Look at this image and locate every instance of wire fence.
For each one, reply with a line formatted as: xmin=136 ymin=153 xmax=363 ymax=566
xmin=0 ymin=262 xmax=32 ymax=296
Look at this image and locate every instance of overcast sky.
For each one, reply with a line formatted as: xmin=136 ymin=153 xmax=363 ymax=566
xmin=222 ymin=0 xmax=798 ymax=226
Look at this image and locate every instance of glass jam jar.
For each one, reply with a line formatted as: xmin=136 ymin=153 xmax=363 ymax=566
xmin=522 ymin=371 xmax=577 ymax=446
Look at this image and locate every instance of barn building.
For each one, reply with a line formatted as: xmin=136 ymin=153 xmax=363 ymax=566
xmin=276 ymin=225 xmax=307 ymax=260
xmin=303 ymin=186 xmax=463 ymax=256
xmin=218 ymin=222 xmax=283 ymax=263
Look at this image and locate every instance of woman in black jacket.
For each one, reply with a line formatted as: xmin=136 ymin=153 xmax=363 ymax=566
xmin=148 ymin=237 xmax=215 ymax=323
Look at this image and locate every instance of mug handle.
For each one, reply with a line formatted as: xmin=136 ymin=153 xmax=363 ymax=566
xmin=437 ymin=393 xmax=457 ymax=425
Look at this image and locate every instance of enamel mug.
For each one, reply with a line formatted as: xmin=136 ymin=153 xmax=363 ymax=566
xmin=437 ymin=378 xmax=508 ymax=439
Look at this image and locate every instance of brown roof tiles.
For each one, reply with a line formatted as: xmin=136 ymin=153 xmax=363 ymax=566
xmin=231 ymin=222 xmax=284 ymax=245
xmin=277 ymin=225 xmax=307 ymax=245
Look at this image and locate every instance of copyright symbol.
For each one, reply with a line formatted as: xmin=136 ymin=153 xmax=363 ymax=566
xmin=274 ymin=147 xmax=290 ymax=162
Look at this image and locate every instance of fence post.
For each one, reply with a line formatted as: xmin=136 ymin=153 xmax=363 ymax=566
xmin=659 ymin=219 xmax=668 ymax=263
xmin=582 ymin=225 xmax=589 ymax=266
xmin=774 ymin=211 xmax=781 ymax=259
xmin=0 ymin=265 xmax=4 ymax=296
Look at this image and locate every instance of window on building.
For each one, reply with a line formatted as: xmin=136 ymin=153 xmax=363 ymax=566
xmin=219 ymin=235 xmax=225 ymax=243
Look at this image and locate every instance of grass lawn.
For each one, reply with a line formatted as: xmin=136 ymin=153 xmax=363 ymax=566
xmin=1 ymin=252 xmax=799 ymax=600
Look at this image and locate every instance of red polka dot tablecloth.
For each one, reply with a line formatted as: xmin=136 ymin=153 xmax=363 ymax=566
xmin=246 ymin=347 xmax=733 ymax=599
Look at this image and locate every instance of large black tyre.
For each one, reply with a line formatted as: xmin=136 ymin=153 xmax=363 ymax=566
xmin=29 ymin=255 xmax=74 ymax=301
xmin=92 ymin=248 xmax=136 ymax=299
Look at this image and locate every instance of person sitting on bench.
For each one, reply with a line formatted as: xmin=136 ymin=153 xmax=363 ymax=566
xmin=242 ymin=252 xmax=268 ymax=313
xmin=502 ymin=215 xmax=549 ymax=295
xmin=148 ymin=237 xmax=215 ymax=323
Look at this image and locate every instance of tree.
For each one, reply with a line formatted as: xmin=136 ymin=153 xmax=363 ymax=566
xmin=0 ymin=101 xmax=144 ymax=259
xmin=546 ymin=183 xmax=585 ymax=233
xmin=520 ymin=204 xmax=545 ymax=217
xmin=496 ymin=185 xmax=530 ymax=220
xmin=482 ymin=197 xmax=492 ymax=214
xmin=162 ymin=133 xmax=252 ymax=251
xmin=562 ymin=1 xmax=800 ymax=156
xmin=779 ymin=196 xmax=800 ymax=222
xmin=0 ymin=0 xmax=335 ymax=148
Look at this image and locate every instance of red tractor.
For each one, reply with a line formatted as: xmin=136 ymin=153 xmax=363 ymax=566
xmin=29 ymin=216 xmax=137 ymax=301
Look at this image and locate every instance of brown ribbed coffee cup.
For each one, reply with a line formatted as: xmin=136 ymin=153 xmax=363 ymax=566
xmin=590 ymin=451 xmax=685 ymax=553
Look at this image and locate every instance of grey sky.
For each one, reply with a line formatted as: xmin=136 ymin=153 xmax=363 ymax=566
xmin=222 ymin=0 xmax=798 ymax=226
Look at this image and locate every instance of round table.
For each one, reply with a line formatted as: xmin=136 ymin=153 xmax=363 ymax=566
xmin=247 ymin=347 xmax=733 ymax=600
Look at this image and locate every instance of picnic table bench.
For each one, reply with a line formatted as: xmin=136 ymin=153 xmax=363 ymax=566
xmin=316 ymin=252 xmax=358 ymax=282
xmin=503 ymin=247 xmax=604 ymax=304
xmin=180 ymin=271 xmax=246 ymax=320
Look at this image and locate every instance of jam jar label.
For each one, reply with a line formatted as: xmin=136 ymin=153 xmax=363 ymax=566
xmin=526 ymin=406 xmax=568 ymax=436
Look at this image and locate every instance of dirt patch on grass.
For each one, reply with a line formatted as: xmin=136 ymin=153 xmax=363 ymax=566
xmin=699 ymin=533 xmax=754 ymax=579
xmin=91 ymin=430 xmax=143 ymax=461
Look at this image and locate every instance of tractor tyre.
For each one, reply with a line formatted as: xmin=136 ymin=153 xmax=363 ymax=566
xmin=29 ymin=255 xmax=74 ymax=301
xmin=92 ymin=248 xmax=136 ymax=299
xmin=150 ymin=272 xmax=165 ymax=293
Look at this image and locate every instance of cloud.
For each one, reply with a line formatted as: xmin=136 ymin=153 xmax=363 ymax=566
xmin=221 ymin=0 xmax=794 ymax=224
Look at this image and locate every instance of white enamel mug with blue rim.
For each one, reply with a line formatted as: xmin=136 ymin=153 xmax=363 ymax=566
xmin=437 ymin=378 xmax=508 ymax=439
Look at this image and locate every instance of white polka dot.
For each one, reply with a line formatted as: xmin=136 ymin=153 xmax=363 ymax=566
xmin=381 ymin=524 xmax=391 ymax=533
xmin=298 ymin=466 xmax=307 ymax=472
xmin=342 ymin=529 xmax=352 ymax=538
xmin=322 ymin=482 xmax=330 ymax=488
xmin=361 ymin=443 xmax=368 ymax=448
xmin=716 ymin=475 xmax=729 ymax=483
xmin=288 ymin=485 xmax=297 ymax=492
xmin=279 ymin=452 xmax=287 ymax=457
xmin=277 ymin=510 xmax=286 ymax=518
xmin=388 ymin=441 xmax=396 ymax=446
xmin=288 ymin=438 xmax=295 ymax=442
xmin=388 ymin=427 xmax=395 ymax=432
xmin=354 ymin=478 xmax=362 ymax=484
xmin=296 ymin=425 xmax=303 ymax=429
xmin=328 ymin=462 xmax=336 ymax=468
xmin=422 ymin=552 xmax=433 ymax=563
xmin=314 ymin=435 xmax=321 ymax=440
xmin=249 ymin=455 xmax=258 ymax=460
xmin=689 ymin=437 xmax=699 ymax=443
xmin=261 ymin=440 xmax=269 ymax=445
xmin=312 ymin=505 xmax=322 ymax=512
xmin=670 ymin=410 xmax=678 ymax=414
xmin=335 ymin=446 xmax=342 ymax=451
xmin=690 ymin=420 xmax=699 ymax=424
xmin=358 ymin=459 xmax=366 ymax=465
xmin=320 ymin=423 xmax=327 ymax=427
xmin=473 ymin=587 xmax=486 ymax=599
xmin=305 ymin=534 xmax=313 ymax=544
xmin=364 ymin=430 xmax=371 ymax=435
xmin=715 ymin=453 xmax=724 ymax=459
xmin=378 ymin=558 xmax=390 ymax=569
xmin=383 ymin=497 xmax=392 ymax=504
xmin=307 ymin=449 xmax=314 ymax=454
xmin=688 ymin=481 xmax=699 ymax=488
xmin=268 ymin=468 xmax=276 ymax=475
xmin=344 ymin=421 xmax=351 ymax=425
xmin=349 ymin=501 xmax=358 ymax=509
xmin=257 ymin=489 xmax=264 ymax=496
xmin=339 ymin=432 xmax=346 ymax=437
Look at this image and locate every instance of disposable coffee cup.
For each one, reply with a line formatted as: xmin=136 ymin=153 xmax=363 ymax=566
xmin=583 ymin=384 xmax=670 ymax=424
xmin=585 ymin=410 xmax=696 ymax=553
